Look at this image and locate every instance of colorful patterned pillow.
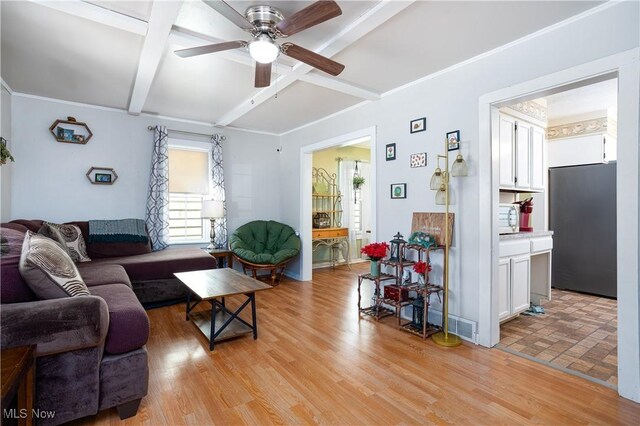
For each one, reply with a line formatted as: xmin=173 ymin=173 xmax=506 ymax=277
xmin=44 ymin=222 xmax=91 ymax=263
xmin=37 ymin=223 xmax=71 ymax=255
xmin=19 ymin=232 xmax=90 ymax=299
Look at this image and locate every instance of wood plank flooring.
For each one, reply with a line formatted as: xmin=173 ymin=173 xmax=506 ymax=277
xmin=76 ymin=264 xmax=639 ymax=425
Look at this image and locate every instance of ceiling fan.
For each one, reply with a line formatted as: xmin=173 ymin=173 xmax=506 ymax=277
xmin=175 ymin=0 xmax=346 ymax=88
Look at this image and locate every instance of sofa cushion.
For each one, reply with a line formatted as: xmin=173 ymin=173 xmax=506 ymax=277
xmin=0 ymin=226 xmax=36 ymax=303
xmin=37 ymin=223 xmax=71 ymax=255
xmin=44 ymin=222 xmax=91 ymax=263
xmin=88 ymin=284 xmax=150 ymax=355
xmin=76 ymin=262 xmax=132 ymax=288
xmin=90 ymin=248 xmax=216 ymax=281
xmin=19 ymin=232 xmax=90 ymax=299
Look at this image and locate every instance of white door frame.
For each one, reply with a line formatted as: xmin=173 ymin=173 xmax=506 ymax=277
xmin=299 ymin=126 xmax=377 ymax=281
xmin=477 ymin=48 xmax=639 ymax=402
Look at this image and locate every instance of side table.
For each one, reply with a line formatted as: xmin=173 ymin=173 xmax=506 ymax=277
xmin=205 ymin=249 xmax=233 ymax=268
xmin=1 ymin=345 xmax=36 ymax=426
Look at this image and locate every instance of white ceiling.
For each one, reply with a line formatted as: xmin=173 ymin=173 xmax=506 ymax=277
xmin=544 ymin=79 xmax=618 ymax=123
xmin=1 ymin=0 xmax=603 ymax=135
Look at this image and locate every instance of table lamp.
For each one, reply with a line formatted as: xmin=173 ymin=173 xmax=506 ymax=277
xmin=201 ymin=200 xmax=224 ymax=250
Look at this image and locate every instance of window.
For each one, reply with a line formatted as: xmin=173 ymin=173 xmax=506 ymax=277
xmin=168 ymin=146 xmax=210 ymax=243
xmin=353 ymin=192 xmax=363 ymax=233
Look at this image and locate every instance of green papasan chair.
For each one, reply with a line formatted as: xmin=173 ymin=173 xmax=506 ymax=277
xmin=229 ymin=220 xmax=301 ymax=285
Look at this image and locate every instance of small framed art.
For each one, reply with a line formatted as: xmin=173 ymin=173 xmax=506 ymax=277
xmin=390 ymin=183 xmax=407 ymax=199
xmin=447 ymin=130 xmax=460 ymax=151
xmin=410 ymin=152 xmax=427 ymax=168
xmin=410 ymin=117 xmax=426 ymax=134
xmin=386 ymin=143 xmax=396 ymax=161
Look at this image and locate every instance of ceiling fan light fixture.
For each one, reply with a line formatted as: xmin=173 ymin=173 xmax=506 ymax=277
xmin=249 ymin=34 xmax=279 ymax=64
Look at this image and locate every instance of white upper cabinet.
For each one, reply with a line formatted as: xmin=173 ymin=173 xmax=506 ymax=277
xmin=499 ymin=114 xmax=516 ymax=188
xmin=499 ymin=113 xmax=546 ymax=192
xmin=530 ymin=126 xmax=546 ymax=191
xmin=548 ymin=133 xmax=614 ymax=168
xmin=515 ymin=121 xmax=532 ymax=189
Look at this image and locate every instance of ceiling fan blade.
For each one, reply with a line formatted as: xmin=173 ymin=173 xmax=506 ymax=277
xmin=281 ymin=43 xmax=344 ymax=76
xmin=276 ymin=1 xmax=342 ymax=37
xmin=203 ymin=0 xmax=254 ymax=31
xmin=174 ymin=41 xmax=246 ymax=58
xmin=255 ymin=62 xmax=272 ymax=88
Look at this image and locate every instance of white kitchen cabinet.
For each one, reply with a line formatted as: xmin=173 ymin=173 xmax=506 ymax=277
xmin=515 ymin=121 xmax=532 ymax=189
xmin=498 ymin=235 xmax=552 ymax=323
xmin=498 ymin=258 xmax=511 ymax=321
xmin=499 ymin=114 xmax=516 ymax=188
xmin=511 ymin=254 xmax=531 ymax=314
xmin=499 ymin=113 xmax=546 ymax=192
xmin=548 ymin=133 xmax=615 ymax=167
xmin=531 ymin=126 xmax=545 ymax=191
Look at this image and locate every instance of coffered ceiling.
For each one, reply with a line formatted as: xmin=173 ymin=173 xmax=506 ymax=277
xmin=1 ymin=1 xmax=603 ymax=135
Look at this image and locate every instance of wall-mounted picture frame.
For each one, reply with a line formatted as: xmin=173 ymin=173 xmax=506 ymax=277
xmin=390 ymin=183 xmax=407 ymax=199
xmin=386 ymin=143 xmax=396 ymax=161
xmin=447 ymin=130 xmax=460 ymax=151
xmin=410 ymin=117 xmax=426 ymax=134
xmin=410 ymin=152 xmax=427 ymax=168
xmin=95 ymin=173 xmax=112 ymax=183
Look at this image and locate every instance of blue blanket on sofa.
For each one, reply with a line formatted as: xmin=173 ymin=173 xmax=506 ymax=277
xmin=88 ymin=219 xmax=149 ymax=243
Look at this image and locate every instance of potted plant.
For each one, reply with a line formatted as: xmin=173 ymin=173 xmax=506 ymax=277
xmin=353 ymin=175 xmax=365 ymax=190
xmin=361 ymin=242 xmax=389 ymax=277
xmin=0 ymin=138 xmax=14 ymax=165
xmin=413 ymin=260 xmax=432 ymax=285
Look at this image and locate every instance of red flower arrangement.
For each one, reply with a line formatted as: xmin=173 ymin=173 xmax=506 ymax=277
xmin=413 ymin=261 xmax=432 ymax=274
xmin=361 ymin=242 xmax=389 ymax=261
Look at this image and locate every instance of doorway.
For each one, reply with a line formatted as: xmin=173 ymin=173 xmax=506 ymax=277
xmin=496 ymin=79 xmax=619 ymax=386
xmin=299 ymin=127 xmax=377 ymax=281
xmin=311 ymin=142 xmax=372 ymax=269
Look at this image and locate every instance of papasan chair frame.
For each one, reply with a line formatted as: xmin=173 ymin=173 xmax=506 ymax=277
xmin=229 ymin=220 xmax=301 ymax=286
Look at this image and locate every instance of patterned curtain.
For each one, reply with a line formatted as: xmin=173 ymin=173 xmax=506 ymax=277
xmin=211 ymin=133 xmax=228 ymax=249
xmin=145 ymin=126 xmax=170 ymax=251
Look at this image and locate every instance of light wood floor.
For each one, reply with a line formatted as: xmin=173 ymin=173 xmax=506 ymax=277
xmin=77 ymin=264 xmax=639 ymax=425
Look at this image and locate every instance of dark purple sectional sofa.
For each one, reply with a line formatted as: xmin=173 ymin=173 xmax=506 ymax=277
xmin=0 ymin=219 xmax=217 ymax=425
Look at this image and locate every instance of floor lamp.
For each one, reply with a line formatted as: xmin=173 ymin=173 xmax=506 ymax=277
xmin=201 ymin=200 xmax=224 ymax=251
xmin=429 ymin=138 xmax=468 ymax=347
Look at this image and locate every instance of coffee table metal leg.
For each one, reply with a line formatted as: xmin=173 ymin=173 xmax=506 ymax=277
xmin=250 ymin=293 xmax=257 ymax=340
xmin=210 ymin=300 xmax=216 ymax=351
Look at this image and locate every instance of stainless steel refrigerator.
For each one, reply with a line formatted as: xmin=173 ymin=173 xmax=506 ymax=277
xmin=548 ymin=162 xmax=617 ymax=298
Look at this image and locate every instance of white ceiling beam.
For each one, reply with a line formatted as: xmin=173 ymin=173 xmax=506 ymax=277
xmin=216 ymin=0 xmax=415 ymax=127
xmin=29 ymin=0 xmax=148 ymax=36
xmin=128 ymin=1 xmax=184 ymax=115
xmin=298 ymin=74 xmax=381 ymax=101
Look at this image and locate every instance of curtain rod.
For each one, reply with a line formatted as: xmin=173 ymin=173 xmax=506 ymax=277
xmin=146 ymin=126 xmax=225 ymax=140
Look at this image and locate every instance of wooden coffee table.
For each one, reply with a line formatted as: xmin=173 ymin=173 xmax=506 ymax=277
xmin=174 ymin=269 xmax=272 ymax=351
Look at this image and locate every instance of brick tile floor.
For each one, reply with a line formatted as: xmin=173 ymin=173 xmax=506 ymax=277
xmin=500 ymin=288 xmax=617 ymax=385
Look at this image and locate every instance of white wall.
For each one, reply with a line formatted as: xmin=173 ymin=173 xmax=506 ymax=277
xmin=9 ymin=95 xmax=281 ymax=237
xmin=1 ymin=87 xmax=11 ymax=221
xmin=280 ymin=2 xmax=639 ymax=327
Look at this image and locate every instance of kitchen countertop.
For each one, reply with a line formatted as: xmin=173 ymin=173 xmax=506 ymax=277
xmin=499 ymin=230 xmax=554 ymax=241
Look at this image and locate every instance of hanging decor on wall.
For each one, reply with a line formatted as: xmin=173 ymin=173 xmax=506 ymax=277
xmin=86 ymin=166 xmax=118 ymax=185
xmin=410 ymin=152 xmax=427 ymax=168
xmin=49 ymin=117 xmax=93 ymax=144
xmin=386 ymin=143 xmax=396 ymax=161
xmin=446 ymin=130 xmax=461 ymax=151
xmin=0 ymin=137 xmax=14 ymax=165
xmin=410 ymin=117 xmax=426 ymax=134
xmin=390 ymin=183 xmax=407 ymax=199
